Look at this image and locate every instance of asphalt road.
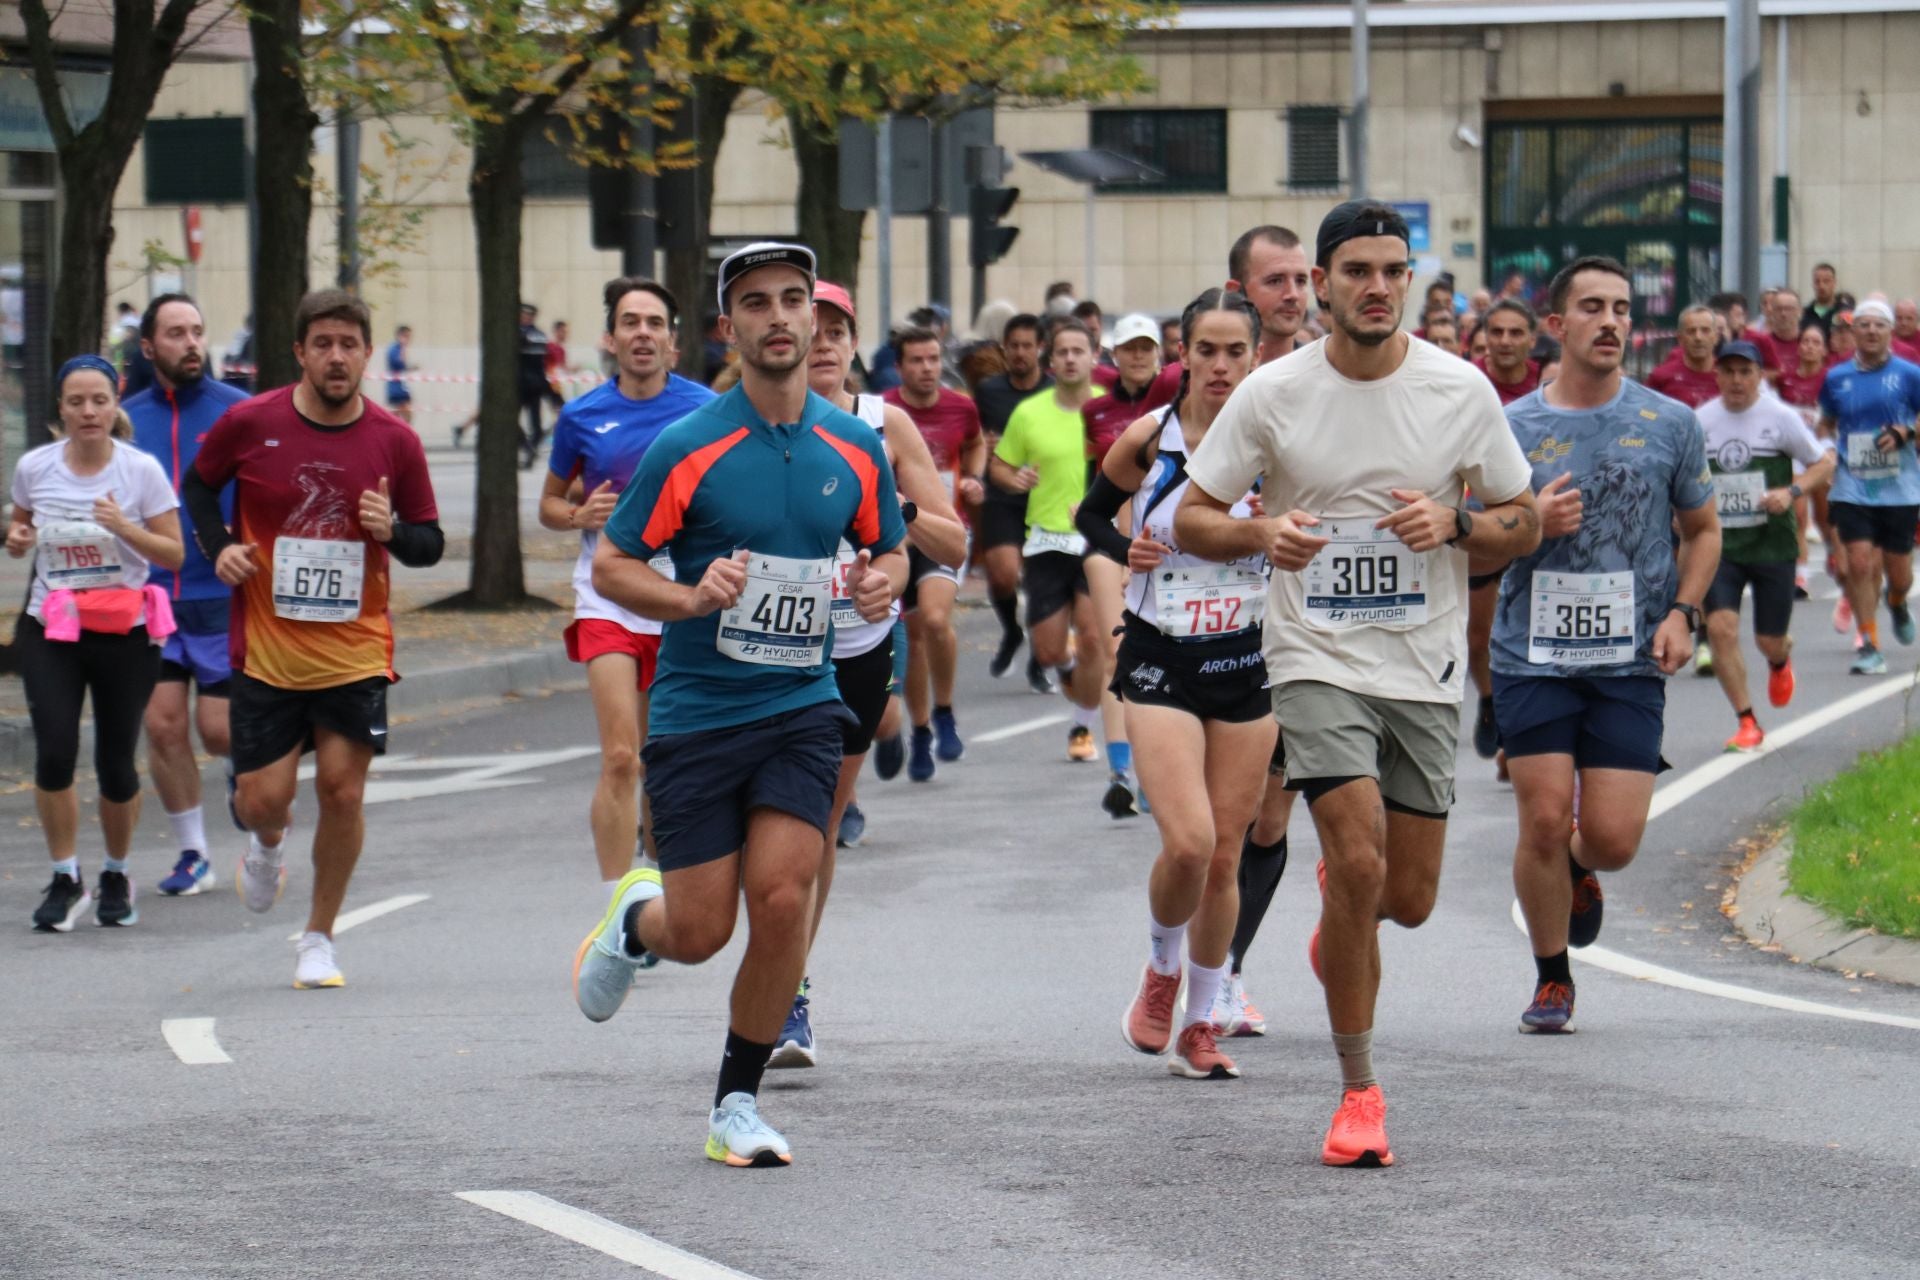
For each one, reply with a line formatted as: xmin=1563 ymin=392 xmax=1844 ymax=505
xmin=3 ymin=583 xmax=1919 ymax=1279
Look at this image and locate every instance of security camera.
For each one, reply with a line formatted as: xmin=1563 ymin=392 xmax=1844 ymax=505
xmin=1454 ymin=124 xmax=1482 ymax=150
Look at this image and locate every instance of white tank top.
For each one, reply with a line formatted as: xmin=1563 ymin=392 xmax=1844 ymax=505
xmin=832 ymin=394 xmax=901 ymax=659
xmin=1126 ymin=405 xmax=1268 ymax=636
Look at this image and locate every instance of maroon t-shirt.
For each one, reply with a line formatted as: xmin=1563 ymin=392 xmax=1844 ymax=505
xmin=1894 ymin=335 xmax=1920 ymax=363
xmin=1644 ymin=357 xmax=1720 ymax=409
xmin=1082 ymin=376 xmax=1173 ymax=462
xmin=1745 ymin=328 xmax=1792 ymax=372
xmin=882 ymin=386 xmax=982 ymax=475
xmin=1778 ymin=365 xmax=1828 ymax=412
xmin=1471 ymin=356 xmax=1542 ymax=405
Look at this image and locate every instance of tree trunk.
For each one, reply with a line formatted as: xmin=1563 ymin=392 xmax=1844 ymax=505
xmin=465 ymin=128 xmax=531 ymax=605
xmin=47 ymin=151 xmax=118 ymax=410
xmin=667 ymin=72 xmax=742 ymax=379
xmin=789 ymin=111 xmax=864 ymax=288
xmin=248 ymin=0 xmax=318 ymax=393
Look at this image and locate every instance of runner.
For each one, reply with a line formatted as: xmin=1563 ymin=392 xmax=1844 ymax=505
xmin=1780 ymin=322 xmax=1833 ymax=599
xmin=570 ymin=243 xmax=908 ymax=1168
xmin=1748 ymin=288 xmax=1802 ymax=382
xmin=124 ymin=294 xmax=249 ymax=896
xmin=384 ymin=325 xmax=414 ymax=425
xmin=1078 ymin=288 xmax=1273 ymax=1079
xmin=1698 ymin=339 xmax=1835 ymax=750
xmin=1816 ymin=297 xmax=1920 ymax=675
xmin=990 ymin=319 xmax=1108 ymax=766
xmin=1645 ymin=305 xmax=1722 ymax=409
xmin=1177 ymin=201 xmax=1540 ymax=1165
xmin=884 ymin=326 xmax=986 ymax=781
xmin=540 ymin=276 xmax=715 ymax=903
xmin=1466 ymin=298 xmax=1544 ymax=771
xmin=184 ymin=289 xmax=443 ymax=989
xmin=1082 ymin=313 xmax=1170 ymax=816
xmin=1492 ymin=256 xmax=1719 ymax=1035
xmin=772 ymin=279 xmax=966 ymax=1069
xmin=971 ymin=314 xmax=1054 ymax=692
xmin=11 ymin=356 xmax=184 ymax=931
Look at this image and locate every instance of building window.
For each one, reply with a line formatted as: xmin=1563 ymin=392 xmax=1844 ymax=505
xmin=522 ymin=127 xmax=592 ymax=200
xmin=143 ymin=118 xmax=246 ymax=205
xmin=1286 ymin=106 xmax=1343 ymax=192
xmin=1090 ymin=109 xmax=1226 ymax=194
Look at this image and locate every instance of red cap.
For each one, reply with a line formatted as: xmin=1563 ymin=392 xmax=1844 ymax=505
xmin=814 ymin=281 xmax=856 ymax=329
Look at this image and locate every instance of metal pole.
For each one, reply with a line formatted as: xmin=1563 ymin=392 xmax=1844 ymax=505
xmin=926 ymin=117 xmax=951 ymax=310
xmin=1772 ymin=15 xmax=1791 ymax=246
xmin=1350 ymin=0 xmax=1370 ymax=195
xmin=1084 ymin=186 xmax=1095 ymax=306
xmin=1723 ymin=0 xmax=1761 ymax=299
xmin=336 ymin=29 xmax=360 ymax=290
xmin=877 ymin=114 xmax=893 ymax=343
xmin=623 ymin=21 xmax=657 ymax=278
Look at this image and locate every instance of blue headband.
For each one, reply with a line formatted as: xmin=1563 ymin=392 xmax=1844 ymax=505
xmin=57 ymin=354 xmax=119 ymax=394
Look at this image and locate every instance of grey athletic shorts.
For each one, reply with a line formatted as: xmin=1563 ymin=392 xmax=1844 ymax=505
xmin=1271 ymin=680 xmax=1459 ymax=818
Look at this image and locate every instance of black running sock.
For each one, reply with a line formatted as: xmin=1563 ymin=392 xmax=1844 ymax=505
xmin=621 ymin=902 xmax=649 ymax=957
xmin=1534 ymin=950 xmax=1573 ymax=987
xmin=1768 ymin=660 xmax=1788 ymax=672
xmin=1735 ymin=706 xmax=1753 ymax=720
xmin=935 ymin=703 xmax=953 ymax=717
xmin=991 ymin=592 xmax=1021 ymax=639
xmin=1229 ymin=833 xmax=1289 ymax=973
xmin=716 ymin=1029 xmax=776 ymax=1106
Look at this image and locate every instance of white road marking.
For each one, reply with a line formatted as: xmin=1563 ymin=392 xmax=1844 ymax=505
xmin=1646 ymin=671 xmax=1919 ymax=820
xmin=1507 ymin=902 xmax=1920 ymax=1033
xmin=973 ymin=713 xmax=1068 ymax=744
xmin=455 ymin=1191 xmax=762 ymax=1278
xmin=161 ymin=1017 xmax=232 ymax=1065
xmin=363 ymin=747 xmax=601 ymax=805
xmin=1504 ymin=669 xmax=1920 ymax=1026
xmin=287 ymin=893 xmax=430 ymax=942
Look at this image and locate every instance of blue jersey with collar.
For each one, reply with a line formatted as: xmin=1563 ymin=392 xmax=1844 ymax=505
xmin=124 ymin=375 xmax=249 ymax=600
xmin=547 ymin=373 xmax=716 ymax=495
xmin=603 ymin=385 xmax=907 ymax=736
xmin=1491 ymin=380 xmax=1713 ymax=680
xmin=1817 ymin=355 xmax=1920 ymax=506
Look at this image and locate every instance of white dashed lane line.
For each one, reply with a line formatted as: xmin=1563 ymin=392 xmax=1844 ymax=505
xmin=161 ymin=1017 xmax=232 ymax=1065
xmin=456 ymin=1191 xmax=763 ymax=1278
xmin=286 ymin=893 xmax=431 ymax=943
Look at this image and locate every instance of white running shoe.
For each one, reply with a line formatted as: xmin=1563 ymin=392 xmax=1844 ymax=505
xmin=706 ymin=1092 xmax=793 ymax=1167
xmin=238 ymin=836 xmax=286 ymax=914
xmin=1226 ymin=974 xmax=1267 ymax=1037
xmin=293 ymin=932 xmax=344 ymax=989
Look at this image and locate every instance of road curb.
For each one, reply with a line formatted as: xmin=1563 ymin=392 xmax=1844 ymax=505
xmin=1732 ymin=835 xmax=1920 ymax=987
xmin=0 ymin=646 xmax=583 ymax=774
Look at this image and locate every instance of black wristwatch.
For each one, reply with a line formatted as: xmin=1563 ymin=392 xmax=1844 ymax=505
xmin=1670 ymin=601 xmax=1701 ymax=630
xmin=1446 ymin=506 xmax=1473 ymax=545
xmin=900 ymin=500 xmax=919 ymax=525
xmin=1789 ymin=482 xmax=1804 ymax=499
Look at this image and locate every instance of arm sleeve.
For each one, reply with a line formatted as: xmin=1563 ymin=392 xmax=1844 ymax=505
xmin=385 ymin=519 xmax=444 ymax=568
xmin=1075 ymin=471 xmax=1137 ymax=565
xmin=1671 ymin=413 xmax=1715 ymax=510
xmin=1184 ymin=382 xmax=1266 ymax=503
xmin=181 ymin=465 xmax=235 ymax=560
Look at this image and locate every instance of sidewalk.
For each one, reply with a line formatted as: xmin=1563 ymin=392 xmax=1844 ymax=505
xmin=1729 ymin=835 xmax=1920 ymax=987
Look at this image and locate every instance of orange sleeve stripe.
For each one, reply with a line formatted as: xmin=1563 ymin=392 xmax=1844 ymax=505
xmin=812 ymin=425 xmax=883 ymax=547
xmin=640 ymin=427 xmax=747 ymax=550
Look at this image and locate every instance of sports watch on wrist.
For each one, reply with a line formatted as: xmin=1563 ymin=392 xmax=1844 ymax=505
xmin=1447 ymin=506 xmax=1473 ymax=545
xmin=1670 ymin=601 xmax=1701 ymax=630
xmin=901 ymin=500 xmax=919 ymax=525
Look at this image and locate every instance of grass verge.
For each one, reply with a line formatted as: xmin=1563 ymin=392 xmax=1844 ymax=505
xmin=1788 ymin=732 xmax=1920 ymax=939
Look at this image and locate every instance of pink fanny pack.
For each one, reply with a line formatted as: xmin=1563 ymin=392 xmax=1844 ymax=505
xmin=42 ymin=585 xmax=177 ymax=642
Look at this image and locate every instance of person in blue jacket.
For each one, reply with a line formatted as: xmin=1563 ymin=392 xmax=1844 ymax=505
xmin=123 ymin=294 xmax=249 ymax=897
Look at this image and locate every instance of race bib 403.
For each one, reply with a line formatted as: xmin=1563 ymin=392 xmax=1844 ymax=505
xmin=717 ymin=551 xmax=834 ymax=668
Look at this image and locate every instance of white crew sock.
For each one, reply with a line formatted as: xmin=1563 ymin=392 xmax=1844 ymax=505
xmin=1147 ymin=912 xmax=1185 ymax=977
xmin=1183 ymin=961 xmax=1228 ymax=1028
xmin=168 ymin=806 xmax=208 ymax=856
xmin=249 ymin=829 xmax=285 ymax=861
xmin=1071 ymin=703 xmax=1099 ymax=731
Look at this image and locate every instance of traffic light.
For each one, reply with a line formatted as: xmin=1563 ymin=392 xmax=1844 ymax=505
xmin=969 ymin=184 xmax=1020 ymax=268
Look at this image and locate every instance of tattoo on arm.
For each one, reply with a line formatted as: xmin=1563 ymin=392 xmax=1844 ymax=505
xmin=1497 ymin=513 xmax=1519 ymax=531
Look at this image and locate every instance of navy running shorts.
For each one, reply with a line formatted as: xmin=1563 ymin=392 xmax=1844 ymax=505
xmin=641 ymin=700 xmax=854 ymax=872
xmin=1491 ymin=672 xmax=1669 ymax=774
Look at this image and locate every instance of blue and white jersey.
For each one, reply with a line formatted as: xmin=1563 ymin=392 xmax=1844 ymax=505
xmin=1818 ymin=355 xmax=1920 ymax=506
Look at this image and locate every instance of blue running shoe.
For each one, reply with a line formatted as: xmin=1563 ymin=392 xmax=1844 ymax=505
xmin=572 ymin=866 xmax=661 ymax=1023
xmin=932 ymin=707 xmax=964 ymax=762
xmin=1851 ymin=643 xmax=1888 ymax=676
xmin=769 ymin=982 xmax=816 ymax=1069
xmin=1520 ymin=980 xmax=1575 ymax=1033
xmin=873 ymin=733 xmax=905 ymax=781
xmin=837 ymin=802 xmax=866 ymax=849
xmin=1891 ymin=601 xmax=1916 ymax=647
xmin=158 ymin=850 xmax=215 ymax=896
xmin=706 ymin=1092 xmax=792 ymax=1167
xmin=908 ymin=725 xmax=935 ymax=782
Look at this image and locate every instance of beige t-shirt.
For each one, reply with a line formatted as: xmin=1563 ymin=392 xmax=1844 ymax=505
xmin=1185 ymin=337 xmax=1532 ymax=704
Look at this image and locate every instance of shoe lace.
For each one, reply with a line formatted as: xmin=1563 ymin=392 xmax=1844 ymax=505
xmin=1180 ymin=1021 xmax=1219 ymax=1058
xmin=171 ymin=850 xmax=199 ymax=875
xmin=1534 ymin=981 xmax=1573 ymax=1011
xmin=297 ymin=933 xmax=333 ymax=962
xmin=1570 ymin=872 xmax=1599 ymax=914
xmin=1340 ymin=1087 xmax=1385 ymax=1127
xmin=1144 ymin=971 xmax=1178 ymax=1024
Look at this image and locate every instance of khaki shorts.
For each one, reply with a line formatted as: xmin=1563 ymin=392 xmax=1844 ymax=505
xmin=1272 ymin=680 xmax=1459 ymax=817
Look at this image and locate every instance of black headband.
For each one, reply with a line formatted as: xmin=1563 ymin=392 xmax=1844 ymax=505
xmin=1315 ymin=200 xmax=1412 ymax=268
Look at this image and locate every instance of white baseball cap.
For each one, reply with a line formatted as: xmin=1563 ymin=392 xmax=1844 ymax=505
xmin=1112 ymin=313 xmax=1162 ymax=349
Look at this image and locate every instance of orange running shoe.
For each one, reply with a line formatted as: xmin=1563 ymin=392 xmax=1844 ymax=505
xmin=1169 ymin=1022 xmax=1240 ymax=1079
xmin=1321 ymin=1085 xmax=1394 ymax=1167
xmin=1833 ymin=595 xmax=1853 ymax=634
xmin=1724 ymin=715 xmax=1765 ymax=753
xmin=1067 ymin=724 xmax=1097 ymax=763
xmin=1767 ymin=658 xmax=1795 ymax=708
xmin=1122 ymin=964 xmax=1181 ymax=1055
